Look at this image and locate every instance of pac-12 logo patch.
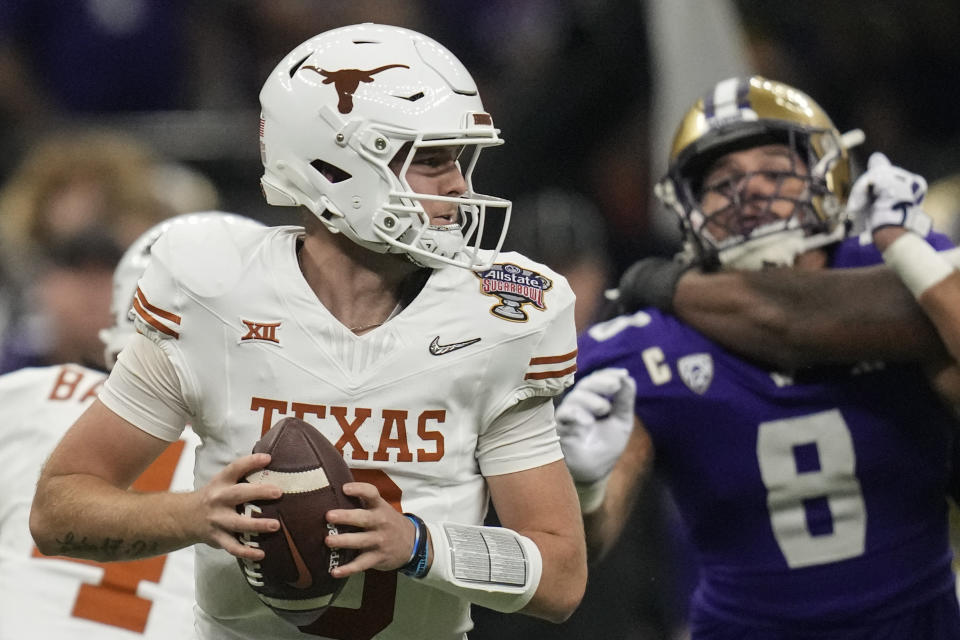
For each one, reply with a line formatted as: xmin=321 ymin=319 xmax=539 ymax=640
xmin=678 ymin=353 xmax=713 ymax=395
xmin=475 ymin=263 xmax=552 ymax=322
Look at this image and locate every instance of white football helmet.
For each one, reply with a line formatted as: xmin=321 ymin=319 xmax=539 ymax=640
xmin=658 ymin=76 xmax=865 ymax=270
xmin=258 ymin=23 xmax=511 ymax=271
xmin=99 ymin=212 xmax=265 ymax=369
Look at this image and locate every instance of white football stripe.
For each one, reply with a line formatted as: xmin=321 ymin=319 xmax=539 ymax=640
xmin=710 ymin=77 xmax=741 ymax=122
xmin=244 ymin=467 xmax=331 ymax=494
xmin=258 ymin=592 xmax=336 ymax=610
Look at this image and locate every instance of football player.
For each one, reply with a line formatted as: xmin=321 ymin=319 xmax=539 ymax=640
xmin=560 ymin=76 xmax=960 ymax=638
xmin=0 ymin=213 xmax=258 ymax=638
xmin=30 ymin=23 xmax=587 ymax=640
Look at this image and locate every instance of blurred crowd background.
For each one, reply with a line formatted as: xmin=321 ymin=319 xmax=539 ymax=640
xmin=1 ymin=1 xmax=958 ymax=639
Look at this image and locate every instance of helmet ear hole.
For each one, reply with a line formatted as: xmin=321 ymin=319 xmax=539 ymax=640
xmin=310 ymin=159 xmax=352 ymax=184
xmin=288 ymin=54 xmax=311 ymax=78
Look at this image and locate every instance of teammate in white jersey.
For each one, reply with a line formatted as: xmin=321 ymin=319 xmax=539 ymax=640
xmin=0 ymin=215 xmax=254 ymax=638
xmin=0 ymin=365 xmax=198 ymax=640
xmin=30 ymin=23 xmax=587 ymax=640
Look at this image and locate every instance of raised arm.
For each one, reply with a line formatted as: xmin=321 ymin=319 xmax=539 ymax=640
xmin=856 ymin=152 xmax=960 ymax=402
xmin=671 ymin=264 xmax=944 ymax=370
xmin=613 ymin=152 xmax=960 ymax=372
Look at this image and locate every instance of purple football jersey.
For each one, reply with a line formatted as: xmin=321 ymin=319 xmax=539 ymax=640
xmin=577 ymin=234 xmax=960 ymax=637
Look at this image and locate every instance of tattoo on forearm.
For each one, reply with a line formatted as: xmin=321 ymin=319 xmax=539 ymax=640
xmin=55 ymin=532 xmax=160 ymax=558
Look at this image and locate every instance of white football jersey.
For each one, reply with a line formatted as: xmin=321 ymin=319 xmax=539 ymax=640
xmin=101 ymin=221 xmax=577 ymax=640
xmin=0 ymin=364 xmax=198 ymax=640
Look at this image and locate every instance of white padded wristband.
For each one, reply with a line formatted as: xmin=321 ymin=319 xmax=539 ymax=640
xmin=941 ymin=247 xmax=960 ymax=268
xmin=418 ymin=521 xmax=543 ymax=613
xmin=882 ymin=233 xmax=955 ymax=298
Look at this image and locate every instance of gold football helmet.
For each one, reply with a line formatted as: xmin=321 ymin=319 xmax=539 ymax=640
xmin=657 ymin=76 xmax=864 ymax=269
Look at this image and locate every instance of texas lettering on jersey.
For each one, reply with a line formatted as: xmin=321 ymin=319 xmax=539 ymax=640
xmin=115 ymin=221 xmax=577 ymax=640
xmin=250 ymin=397 xmax=445 ymax=462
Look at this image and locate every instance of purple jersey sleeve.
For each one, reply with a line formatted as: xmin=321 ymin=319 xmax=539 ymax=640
xmin=830 ymin=230 xmax=954 ymax=269
xmin=577 ymin=276 xmax=959 ymax=635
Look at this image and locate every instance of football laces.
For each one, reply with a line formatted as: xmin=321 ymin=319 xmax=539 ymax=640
xmin=239 ymin=502 xmax=265 ymax=586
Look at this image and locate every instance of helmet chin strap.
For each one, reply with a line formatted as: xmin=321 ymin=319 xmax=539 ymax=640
xmin=716 ymin=219 xmax=849 ymax=271
xmin=718 ymin=229 xmax=807 ymax=271
xmin=396 ymin=222 xmax=467 ymax=269
xmin=801 ymin=221 xmax=848 ymax=253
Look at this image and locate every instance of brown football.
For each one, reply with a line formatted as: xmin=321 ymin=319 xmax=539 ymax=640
xmin=236 ymin=416 xmax=361 ymax=626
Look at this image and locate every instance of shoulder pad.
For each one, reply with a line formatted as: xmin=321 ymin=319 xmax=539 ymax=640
xmin=494 ymin=250 xmax=564 ymax=283
xmin=150 ymin=216 xmax=269 ymax=298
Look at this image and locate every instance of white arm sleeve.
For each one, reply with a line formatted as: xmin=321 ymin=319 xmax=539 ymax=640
xmin=940 ymin=246 xmax=960 ymax=268
xmin=419 ymin=520 xmax=543 ymax=613
xmin=477 ymin=397 xmax=563 ymax=477
xmin=99 ymin=333 xmax=191 ymax=442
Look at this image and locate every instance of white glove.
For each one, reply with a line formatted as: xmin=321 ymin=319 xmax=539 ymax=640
xmin=847 ymin=151 xmax=931 ymax=236
xmin=556 ymin=368 xmax=637 ymax=485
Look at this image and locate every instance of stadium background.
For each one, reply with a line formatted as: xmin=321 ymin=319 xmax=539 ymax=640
xmin=2 ymin=1 xmax=959 ymax=639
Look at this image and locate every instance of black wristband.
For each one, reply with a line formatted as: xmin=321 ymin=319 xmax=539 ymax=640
xmin=400 ymin=512 xmax=429 ymax=578
xmin=615 ymin=256 xmax=692 ymax=314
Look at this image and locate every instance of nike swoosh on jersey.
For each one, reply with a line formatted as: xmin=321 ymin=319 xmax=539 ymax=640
xmin=429 ymin=336 xmax=481 ymax=356
xmin=279 ymin=515 xmax=313 ymax=589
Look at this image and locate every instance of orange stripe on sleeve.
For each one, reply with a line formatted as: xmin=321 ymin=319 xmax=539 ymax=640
xmin=133 ymin=297 xmax=180 ymax=339
xmin=135 ymin=287 xmax=181 ymax=325
xmin=524 ymin=364 xmax=577 ymax=380
xmin=528 ymin=349 xmax=578 ymax=366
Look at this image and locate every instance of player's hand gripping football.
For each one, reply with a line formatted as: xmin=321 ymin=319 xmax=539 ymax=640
xmin=324 ymin=483 xmax=419 ymax=578
xmin=191 ymin=453 xmax=282 ymax=560
xmin=847 ymin=151 xmax=931 ymax=236
xmin=556 ymin=368 xmax=637 ymax=485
